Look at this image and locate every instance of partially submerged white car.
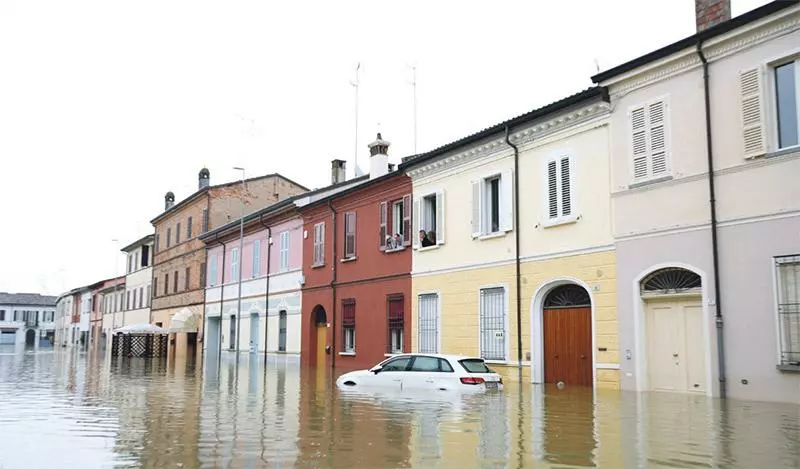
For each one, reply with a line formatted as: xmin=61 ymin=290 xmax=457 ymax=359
xmin=335 ymin=353 xmax=504 ymax=392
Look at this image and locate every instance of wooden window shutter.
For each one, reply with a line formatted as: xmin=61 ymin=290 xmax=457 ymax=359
xmin=379 ymin=202 xmax=388 ymax=251
xmin=499 ymin=169 xmax=514 ymax=232
xmin=471 ymin=182 xmax=482 ymax=238
xmin=202 ymin=209 xmax=209 ymax=233
xmin=402 ymin=194 xmax=412 ymax=246
xmin=560 ymin=157 xmax=571 ymax=216
xmin=740 ymin=67 xmax=766 ymax=158
xmin=547 ymin=160 xmax=558 ymax=218
xmin=412 ymin=198 xmax=421 ymax=248
xmin=648 ymin=100 xmax=668 ymax=176
xmin=344 ymin=212 xmax=356 ymax=258
xmin=435 ymin=191 xmax=445 ymax=244
xmin=630 ymin=107 xmax=648 ymax=179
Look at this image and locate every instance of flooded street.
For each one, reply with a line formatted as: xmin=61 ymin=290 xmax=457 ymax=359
xmin=0 ymin=350 xmax=798 ymax=468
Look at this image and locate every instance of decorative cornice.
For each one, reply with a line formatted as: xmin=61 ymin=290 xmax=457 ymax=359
xmin=406 ymin=102 xmax=610 ymax=179
xmin=609 ymin=10 xmax=800 ymax=96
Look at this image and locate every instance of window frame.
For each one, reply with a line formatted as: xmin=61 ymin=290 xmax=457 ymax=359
xmin=764 ymin=53 xmax=800 ymax=154
xmin=230 ymin=248 xmax=240 ymax=282
xmin=253 ymin=239 xmax=262 ymax=278
xmin=387 ymin=294 xmax=404 ymax=354
xmin=342 ymin=298 xmax=356 ymax=353
xmin=477 ymin=284 xmax=509 ymax=362
xmin=343 ymin=212 xmax=357 ymax=260
xmin=542 ymin=153 xmax=577 ymax=228
xmin=279 ymin=231 xmax=290 ymax=271
xmin=209 ymin=254 xmax=218 ymax=287
xmin=415 ymin=191 xmax=445 ymax=248
xmin=417 ymin=292 xmax=441 ymax=354
xmin=774 ymin=254 xmax=800 ymax=370
xmin=312 ymin=222 xmax=325 ymax=267
xmin=627 ymin=95 xmax=671 ymax=183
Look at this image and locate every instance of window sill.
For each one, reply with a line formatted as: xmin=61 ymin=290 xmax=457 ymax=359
xmin=340 ymin=257 xmax=357 ymax=263
xmin=383 ymin=246 xmax=407 ymax=254
xmin=415 ymin=244 xmax=441 ymax=252
xmin=476 ymin=231 xmax=508 ymax=241
xmin=628 ymin=175 xmax=673 ymax=189
xmin=764 ymin=145 xmax=800 ymax=159
xmin=338 ymin=351 xmax=356 ymax=356
xmin=541 ymin=215 xmax=579 ymax=229
xmin=384 ymin=353 xmax=403 ymax=357
xmin=311 ymin=263 xmax=326 ymax=269
xmin=484 ymin=360 xmax=508 ymax=365
xmin=776 ymin=364 xmax=800 ymax=373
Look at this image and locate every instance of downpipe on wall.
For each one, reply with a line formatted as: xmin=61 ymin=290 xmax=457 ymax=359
xmin=258 ymin=215 xmax=272 ymax=369
xmin=329 ymin=200 xmax=338 ymax=370
xmin=505 ymin=125 xmax=524 ymax=382
xmin=697 ymin=40 xmax=727 ymax=399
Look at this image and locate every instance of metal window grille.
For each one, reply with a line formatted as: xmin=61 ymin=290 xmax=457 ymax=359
xmin=480 ymin=287 xmax=506 ymax=361
xmin=776 ymin=255 xmax=800 ymax=367
xmin=418 ymin=294 xmax=439 ymax=353
xmin=342 ymin=299 xmax=356 ymax=352
xmin=387 ymin=296 xmax=404 ymax=353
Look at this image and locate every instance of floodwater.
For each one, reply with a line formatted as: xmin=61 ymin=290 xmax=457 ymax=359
xmin=0 ymin=349 xmax=799 ymax=469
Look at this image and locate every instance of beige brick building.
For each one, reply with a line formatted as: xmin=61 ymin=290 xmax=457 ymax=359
xmin=150 ymin=168 xmax=307 ymax=358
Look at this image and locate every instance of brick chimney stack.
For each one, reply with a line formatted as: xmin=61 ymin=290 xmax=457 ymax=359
xmin=696 ymin=0 xmax=731 ymax=32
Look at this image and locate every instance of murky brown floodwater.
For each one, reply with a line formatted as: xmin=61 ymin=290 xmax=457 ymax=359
xmin=0 ymin=348 xmax=798 ymax=469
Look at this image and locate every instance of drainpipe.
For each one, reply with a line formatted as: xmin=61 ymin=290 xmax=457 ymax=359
xmin=697 ymin=40 xmax=727 ymax=399
xmin=328 ymin=200 xmax=338 ymax=370
xmin=259 ymin=214 xmax=272 ymax=368
xmin=217 ymin=240 xmax=228 ymax=367
xmin=505 ymin=125 xmax=523 ymax=381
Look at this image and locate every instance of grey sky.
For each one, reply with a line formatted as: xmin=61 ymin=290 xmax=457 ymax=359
xmin=0 ymin=0 xmax=768 ymax=295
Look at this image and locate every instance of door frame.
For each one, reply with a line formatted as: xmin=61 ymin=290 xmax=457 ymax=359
xmin=633 ymin=263 xmax=713 ymax=397
xmin=530 ymin=277 xmax=597 ymax=387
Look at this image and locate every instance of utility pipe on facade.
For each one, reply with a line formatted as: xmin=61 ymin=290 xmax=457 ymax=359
xmin=233 ymin=167 xmax=246 ymax=367
xmin=505 ymin=125 xmax=523 ymax=381
xmin=258 ymin=214 xmax=272 ymax=369
xmin=697 ymin=40 xmax=727 ymax=399
xmin=217 ymin=240 xmax=228 ymax=368
xmin=328 ymin=200 xmax=338 ymax=370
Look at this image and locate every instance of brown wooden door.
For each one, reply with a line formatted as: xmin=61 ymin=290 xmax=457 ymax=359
xmin=543 ymin=307 xmax=592 ymax=387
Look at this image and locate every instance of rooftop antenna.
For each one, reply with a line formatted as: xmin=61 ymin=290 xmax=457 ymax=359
xmin=409 ymin=65 xmax=417 ymax=154
xmin=350 ymin=63 xmax=361 ymax=178
xmin=593 ymin=58 xmax=600 ymax=73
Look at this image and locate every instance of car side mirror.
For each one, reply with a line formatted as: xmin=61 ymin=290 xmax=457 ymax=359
xmin=369 ymin=365 xmax=382 ymax=374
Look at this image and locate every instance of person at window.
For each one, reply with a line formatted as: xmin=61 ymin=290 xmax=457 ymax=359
xmin=426 ymin=231 xmax=437 ymax=245
xmin=419 ymin=230 xmax=434 ymax=247
xmin=393 ymin=233 xmax=404 ymax=248
xmin=386 ymin=235 xmax=397 ymax=250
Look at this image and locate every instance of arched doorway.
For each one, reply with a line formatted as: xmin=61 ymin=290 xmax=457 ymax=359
xmin=543 ymin=284 xmax=593 ymax=387
xmin=311 ymin=305 xmax=327 ymax=367
xmin=640 ymin=267 xmax=705 ymax=393
xmin=25 ymin=329 xmax=36 ymax=347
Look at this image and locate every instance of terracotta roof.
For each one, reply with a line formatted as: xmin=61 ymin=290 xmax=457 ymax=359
xmin=0 ymin=292 xmax=58 ymax=307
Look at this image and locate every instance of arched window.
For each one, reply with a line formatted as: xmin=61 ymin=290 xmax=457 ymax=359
xmin=312 ymin=305 xmax=327 ymax=325
xmin=544 ymin=284 xmax=591 ymax=308
xmin=641 ymin=268 xmax=701 ymax=295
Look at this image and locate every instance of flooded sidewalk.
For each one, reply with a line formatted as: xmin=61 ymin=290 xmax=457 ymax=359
xmin=0 ymin=350 xmax=798 ymax=468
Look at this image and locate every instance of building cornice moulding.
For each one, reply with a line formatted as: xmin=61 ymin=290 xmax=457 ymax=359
xmin=406 ymin=102 xmax=611 ymax=180
xmin=606 ymin=9 xmax=800 ymax=96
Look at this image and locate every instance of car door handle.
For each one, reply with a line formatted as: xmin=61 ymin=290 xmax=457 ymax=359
xmin=425 ymin=379 xmax=434 ymax=383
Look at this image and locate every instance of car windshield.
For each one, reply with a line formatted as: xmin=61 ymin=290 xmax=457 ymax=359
xmin=459 ymin=359 xmax=492 ymax=373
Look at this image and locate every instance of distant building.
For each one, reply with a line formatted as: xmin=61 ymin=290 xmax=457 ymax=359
xmin=55 ymin=286 xmax=91 ymax=349
xmin=0 ymin=292 xmax=58 ymax=347
xmin=121 ymin=234 xmax=154 ymax=327
xmin=87 ymin=276 xmax=125 ymax=351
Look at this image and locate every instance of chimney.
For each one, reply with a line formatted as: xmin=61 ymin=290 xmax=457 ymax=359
xmin=165 ymin=191 xmax=175 ymax=211
xmin=388 ymin=163 xmax=396 ymax=172
xmin=198 ymin=167 xmax=210 ymax=190
xmin=331 ymin=159 xmax=346 ymax=185
xmin=696 ymin=0 xmax=731 ymax=32
xmin=368 ymin=132 xmax=390 ymax=180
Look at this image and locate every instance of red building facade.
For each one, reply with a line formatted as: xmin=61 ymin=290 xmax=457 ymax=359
xmin=300 ymin=135 xmax=412 ymax=370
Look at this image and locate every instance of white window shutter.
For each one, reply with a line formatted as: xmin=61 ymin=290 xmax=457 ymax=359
xmin=499 ymin=169 xmax=514 ymax=232
xmin=471 ymin=181 xmax=482 ymax=238
xmin=435 ymin=190 xmax=445 ymax=244
xmin=740 ymin=67 xmax=766 ymax=158
xmin=559 ymin=157 xmax=572 ymax=216
xmin=648 ymin=100 xmax=669 ymax=176
xmin=547 ymin=161 xmax=558 ymax=219
xmin=413 ymin=198 xmax=421 ymax=248
xmin=379 ymin=201 xmax=387 ymax=251
xmin=630 ymin=107 xmax=648 ymax=180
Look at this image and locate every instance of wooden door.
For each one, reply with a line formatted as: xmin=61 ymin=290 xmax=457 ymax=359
xmin=543 ymin=307 xmax=592 ymax=387
xmin=646 ymin=299 xmax=705 ymax=393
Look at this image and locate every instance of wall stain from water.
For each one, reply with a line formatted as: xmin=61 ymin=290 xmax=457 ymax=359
xmin=0 ymin=349 xmax=798 ymax=468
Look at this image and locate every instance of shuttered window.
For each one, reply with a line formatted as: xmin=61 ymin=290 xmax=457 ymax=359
xmin=418 ymin=294 xmax=439 ymax=353
xmin=176 ymin=222 xmax=181 ymax=244
xmin=387 ymin=295 xmax=404 ymax=354
xmin=472 ymin=171 xmax=513 ymax=238
xmin=202 ymin=209 xmax=209 ymax=233
xmin=380 ymin=202 xmax=388 ymax=251
xmin=209 ymin=255 xmax=218 ymax=287
xmin=546 ymin=155 xmax=573 ymax=222
xmin=313 ymin=222 xmax=325 ymax=266
xmin=184 ymin=267 xmax=190 ymax=291
xmin=252 ymin=239 xmax=261 ymax=278
xmin=279 ymin=231 xmax=290 ymax=270
xmin=776 ymin=255 xmax=800 ymax=367
xmin=166 ymin=228 xmax=172 ymax=248
xmin=187 ymin=217 xmax=193 ymax=239
xmin=773 ymin=62 xmax=799 ymax=151
xmin=230 ymin=248 xmax=239 ymax=282
xmin=344 ymin=212 xmax=356 ymax=259
xmin=342 ymin=299 xmax=356 ymax=353
xmin=479 ymin=287 xmax=506 ymax=361
xmin=173 ymin=270 xmax=178 ymax=293
xmin=630 ymin=98 xmax=670 ymax=181
xmin=414 ymin=192 xmax=445 ymax=247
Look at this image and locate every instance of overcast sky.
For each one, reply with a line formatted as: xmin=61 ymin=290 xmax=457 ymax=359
xmin=0 ymin=0 xmax=769 ymax=295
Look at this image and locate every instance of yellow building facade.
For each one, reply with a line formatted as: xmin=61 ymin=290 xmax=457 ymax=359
xmin=404 ymin=88 xmax=620 ymax=388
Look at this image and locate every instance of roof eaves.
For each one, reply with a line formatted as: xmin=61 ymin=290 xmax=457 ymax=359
xmin=297 ymin=171 xmax=405 ymax=212
xmin=120 ymin=234 xmax=155 ymax=253
xmin=590 ymin=1 xmax=798 ymax=84
xmin=198 ymin=198 xmax=297 ymax=243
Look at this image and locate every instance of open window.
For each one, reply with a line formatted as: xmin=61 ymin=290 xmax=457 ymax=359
xmin=413 ymin=191 xmax=445 ymax=248
xmin=472 ymin=170 xmax=513 ymax=238
xmin=380 ymin=194 xmax=412 ymax=252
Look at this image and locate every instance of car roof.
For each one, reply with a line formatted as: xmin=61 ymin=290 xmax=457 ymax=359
xmin=385 ymin=353 xmax=484 ymax=361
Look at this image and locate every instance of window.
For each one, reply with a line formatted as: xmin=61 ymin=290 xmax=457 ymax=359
xmin=231 ymin=248 xmax=240 ymax=282
xmin=410 ymin=356 xmax=453 ymax=372
xmin=775 ymin=61 xmax=799 ymax=149
xmin=479 ymin=287 xmax=506 ymax=361
xmin=166 ymin=228 xmax=172 ymax=248
xmin=173 ymin=270 xmax=179 ymax=293
xmin=776 ymin=255 xmax=800 ymax=368
xmin=629 ymin=99 xmax=669 ymax=181
xmin=128 ymin=254 xmax=133 ymax=274
xmin=0 ymin=310 xmax=5 ymax=321
xmin=253 ymin=239 xmax=261 ymax=278
xmin=471 ymin=172 xmax=512 ymax=237
xmin=184 ymin=267 xmax=190 ymax=291
xmin=313 ymin=222 xmax=325 ymax=266
xmin=164 ymin=273 xmax=169 ymax=295
xmin=202 ymin=209 xmax=209 ymax=233
xmin=132 ymin=290 xmax=137 ymax=310
xmin=155 ymin=234 xmax=160 ymax=253
xmin=187 ymin=216 xmax=193 ymax=239
xmin=126 ymin=291 xmax=131 ymax=310
xmin=343 ymin=212 xmax=356 ymax=259
xmin=387 ymin=295 xmax=404 ymax=354
xmin=141 ymin=245 xmax=149 ymax=267
xmin=342 ymin=299 xmax=356 ymax=353
xmin=209 ymin=255 xmax=218 ymax=287
xmin=414 ymin=192 xmax=444 ymax=247
xmin=418 ymin=294 xmax=439 ymax=353
xmin=381 ymin=356 xmax=411 ymax=372
xmin=199 ymin=263 xmax=206 ymax=290
xmin=380 ymin=195 xmax=412 ymax=251
xmin=545 ymin=155 xmax=574 ymax=223
xmin=146 ymin=285 xmax=151 ymax=308
xmin=153 ymin=281 xmax=158 ymax=298
xmin=279 ymin=231 xmax=290 ymax=271
xmin=176 ymin=222 xmax=181 ymax=244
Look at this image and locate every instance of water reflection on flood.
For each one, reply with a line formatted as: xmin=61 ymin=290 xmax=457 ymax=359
xmin=0 ymin=349 xmax=798 ymax=468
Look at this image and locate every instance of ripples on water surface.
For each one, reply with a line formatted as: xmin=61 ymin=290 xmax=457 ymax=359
xmin=0 ymin=349 xmax=798 ymax=468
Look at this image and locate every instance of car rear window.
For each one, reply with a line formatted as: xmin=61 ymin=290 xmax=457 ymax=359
xmin=459 ymin=359 xmax=492 ymax=373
